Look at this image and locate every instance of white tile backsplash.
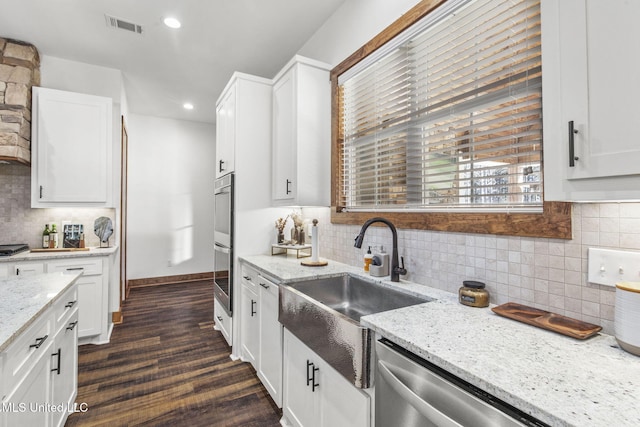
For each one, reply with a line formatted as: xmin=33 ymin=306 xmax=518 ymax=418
xmin=0 ymin=165 xmax=116 ymax=249
xmin=305 ymin=201 xmax=640 ymax=335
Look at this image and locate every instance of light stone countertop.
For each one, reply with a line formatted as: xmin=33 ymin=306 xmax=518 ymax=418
xmin=0 ymin=246 xmax=118 ymax=264
xmin=241 ymin=254 xmax=640 ymax=427
xmin=0 ymin=272 xmax=82 ymax=353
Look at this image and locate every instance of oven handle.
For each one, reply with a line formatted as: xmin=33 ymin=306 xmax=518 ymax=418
xmin=214 ymin=243 xmax=231 ymax=254
xmin=377 ymin=360 xmax=463 ymax=427
xmin=214 ymin=186 xmax=231 ymax=195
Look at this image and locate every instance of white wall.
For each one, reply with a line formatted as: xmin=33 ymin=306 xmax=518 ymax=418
xmin=126 ymin=113 xmax=215 ymax=280
xmin=298 ymin=0 xmax=419 ymax=67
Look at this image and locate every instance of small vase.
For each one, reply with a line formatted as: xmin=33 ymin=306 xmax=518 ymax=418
xmin=277 ymin=232 xmax=285 ymax=244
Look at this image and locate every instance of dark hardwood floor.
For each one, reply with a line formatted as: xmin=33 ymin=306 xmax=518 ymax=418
xmin=65 ymin=280 xmax=282 ymax=427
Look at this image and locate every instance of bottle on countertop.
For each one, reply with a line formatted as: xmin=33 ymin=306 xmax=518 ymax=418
xmin=42 ymin=224 xmax=50 ymax=249
xmin=364 ymin=246 xmax=373 ymax=272
xmin=50 ymin=224 xmax=59 ymax=249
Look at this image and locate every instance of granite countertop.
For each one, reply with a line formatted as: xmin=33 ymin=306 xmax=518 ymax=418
xmin=0 ymin=272 xmax=82 ymax=353
xmin=0 ymin=246 xmax=118 ymax=263
xmin=241 ymin=254 xmax=640 ymax=427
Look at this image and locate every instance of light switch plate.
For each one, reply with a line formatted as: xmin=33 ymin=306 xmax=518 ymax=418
xmin=588 ymin=248 xmax=640 ymax=287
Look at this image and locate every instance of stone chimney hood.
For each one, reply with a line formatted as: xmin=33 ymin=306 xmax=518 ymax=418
xmin=0 ymin=38 xmax=40 ymax=166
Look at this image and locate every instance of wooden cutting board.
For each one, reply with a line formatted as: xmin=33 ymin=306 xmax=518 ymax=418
xmin=30 ymin=248 xmax=90 ymax=252
xmin=492 ymin=302 xmax=602 ymax=340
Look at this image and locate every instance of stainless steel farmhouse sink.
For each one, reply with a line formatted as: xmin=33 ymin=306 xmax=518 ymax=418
xmin=279 ymin=274 xmax=431 ymax=388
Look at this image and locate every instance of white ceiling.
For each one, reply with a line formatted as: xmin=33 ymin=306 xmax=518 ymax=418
xmin=0 ymin=0 xmax=346 ymax=123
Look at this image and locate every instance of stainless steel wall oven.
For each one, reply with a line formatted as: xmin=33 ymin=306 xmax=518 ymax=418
xmin=214 ymin=173 xmax=234 ymax=315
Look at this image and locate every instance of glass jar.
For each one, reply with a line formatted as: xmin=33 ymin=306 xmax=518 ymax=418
xmin=459 ymin=280 xmax=489 ymax=307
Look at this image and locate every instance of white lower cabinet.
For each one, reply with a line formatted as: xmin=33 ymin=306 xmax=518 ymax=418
xmin=282 ymin=329 xmax=370 ymax=427
xmin=1 ymin=282 xmax=79 ymax=427
xmin=257 ymin=275 xmax=282 ymax=407
xmin=238 ymin=263 xmax=284 ymax=408
xmin=239 ymin=274 xmax=259 ymax=367
xmin=46 ymin=257 xmax=109 ymax=344
xmin=214 ymin=298 xmax=232 ymax=347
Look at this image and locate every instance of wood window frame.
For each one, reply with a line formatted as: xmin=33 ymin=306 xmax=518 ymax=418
xmin=330 ymin=0 xmax=571 ymax=239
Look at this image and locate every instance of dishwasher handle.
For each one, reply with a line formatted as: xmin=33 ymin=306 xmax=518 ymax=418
xmin=377 ymin=360 xmax=464 ymax=427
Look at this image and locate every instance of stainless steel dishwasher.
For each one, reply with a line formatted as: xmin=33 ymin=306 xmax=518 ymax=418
xmin=375 ymin=339 xmax=548 ymax=427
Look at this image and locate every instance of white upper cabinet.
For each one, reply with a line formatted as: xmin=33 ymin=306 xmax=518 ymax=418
xmin=542 ymin=0 xmax=640 ymax=201
xmin=215 ymin=84 xmax=236 ymax=178
xmin=31 ymin=87 xmax=113 ymax=207
xmin=272 ymin=56 xmax=331 ymax=207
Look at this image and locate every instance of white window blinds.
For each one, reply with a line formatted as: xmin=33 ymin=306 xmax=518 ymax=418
xmin=339 ymin=0 xmax=542 ymax=212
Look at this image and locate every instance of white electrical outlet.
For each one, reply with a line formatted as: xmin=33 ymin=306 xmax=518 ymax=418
xmin=588 ymin=248 xmax=640 ymax=287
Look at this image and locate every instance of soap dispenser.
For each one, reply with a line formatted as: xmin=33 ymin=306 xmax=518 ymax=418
xmin=369 ymin=246 xmax=390 ymax=277
xmin=364 ymin=246 xmax=373 ymax=272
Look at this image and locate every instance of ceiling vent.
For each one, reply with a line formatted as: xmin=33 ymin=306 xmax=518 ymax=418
xmin=105 ymin=14 xmax=143 ymax=34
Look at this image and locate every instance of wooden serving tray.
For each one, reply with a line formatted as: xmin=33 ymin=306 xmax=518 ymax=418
xmin=492 ymin=302 xmax=602 ymax=340
xmin=31 ymin=248 xmax=90 ymax=252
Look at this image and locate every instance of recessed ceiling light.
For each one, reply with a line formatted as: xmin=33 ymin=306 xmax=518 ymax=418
xmin=163 ymin=17 xmax=181 ymax=29
xmin=183 ymin=103 xmax=194 ymax=110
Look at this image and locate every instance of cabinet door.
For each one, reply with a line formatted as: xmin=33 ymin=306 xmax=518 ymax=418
xmin=319 ymin=363 xmax=370 ymax=427
xmin=542 ymin=0 xmax=640 ymax=200
xmin=50 ymin=311 xmax=78 ymax=427
xmin=257 ymin=276 xmax=282 ymax=407
xmin=272 ymin=68 xmax=296 ymax=202
xmin=31 ymin=87 xmax=112 ymax=206
xmin=240 ymin=280 xmax=259 ymax=368
xmin=283 ymin=330 xmax=318 ymax=427
xmin=3 ymin=340 xmax=52 ymax=427
xmin=47 ymin=258 xmax=106 ymax=340
xmin=216 ymin=85 xmax=236 ymax=178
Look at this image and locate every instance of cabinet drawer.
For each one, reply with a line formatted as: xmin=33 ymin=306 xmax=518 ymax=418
xmin=47 ymin=258 xmax=103 ymax=276
xmin=53 ymin=285 xmax=79 ymax=333
xmin=1 ymin=311 xmax=52 ymax=390
xmin=241 ymin=265 xmax=259 ymax=291
xmin=257 ymin=275 xmax=278 ymax=299
xmin=214 ymin=298 xmax=232 ymax=347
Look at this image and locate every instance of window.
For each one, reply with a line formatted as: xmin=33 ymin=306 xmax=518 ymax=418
xmin=339 ymin=0 xmax=542 ymax=212
xmin=330 ymin=0 xmax=571 ymax=238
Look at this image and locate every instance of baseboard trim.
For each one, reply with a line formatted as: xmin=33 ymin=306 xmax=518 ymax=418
xmin=128 ymin=272 xmax=214 ymax=289
xmin=112 ymin=311 xmax=123 ymax=325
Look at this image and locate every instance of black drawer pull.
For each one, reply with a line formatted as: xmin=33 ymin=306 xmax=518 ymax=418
xmin=30 ymin=334 xmax=48 ymax=349
xmin=286 ymin=179 xmax=292 ymax=195
xmin=66 ymin=267 xmax=84 ymax=271
xmin=51 ymin=348 xmax=62 ymax=374
xmin=65 ymin=300 xmax=77 ymax=308
xmin=243 ymin=275 xmax=252 ymax=281
xmin=259 ymin=283 xmax=269 ymax=290
xmin=66 ymin=321 xmax=78 ymax=331
xmin=251 ymin=300 xmax=256 ymax=317
xmin=216 ymin=315 xmax=223 ymax=322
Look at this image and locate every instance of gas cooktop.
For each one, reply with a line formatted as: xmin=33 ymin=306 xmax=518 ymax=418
xmin=0 ymin=244 xmax=30 ymax=257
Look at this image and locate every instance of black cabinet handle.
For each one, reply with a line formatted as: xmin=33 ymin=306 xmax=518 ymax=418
xmin=568 ymin=120 xmax=579 ymax=167
xmin=259 ymin=282 xmax=269 ymax=290
xmin=251 ymin=300 xmax=256 ymax=317
xmin=286 ymin=179 xmax=292 ymax=195
xmin=306 ymin=360 xmax=313 ymax=386
xmin=65 ymin=300 xmax=77 ymax=308
xmin=16 ymin=268 xmax=19 ymax=275
xmin=51 ymin=348 xmax=61 ymax=375
xmin=66 ymin=267 xmax=84 ymax=271
xmin=243 ymin=275 xmax=252 ymax=281
xmin=311 ymin=365 xmax=319 ymax=392
xmin=66 ymin=321 xmax=78 ymax=331
xmin=219 ymin=160 xmax=225 ymax=172
xmin=216 ymin=315 xmax=223 ymax=322
xmin=30 ymin=334 xmax=48 ymax=349
xmin=40 ymin=185 xmax=43 ymax=199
